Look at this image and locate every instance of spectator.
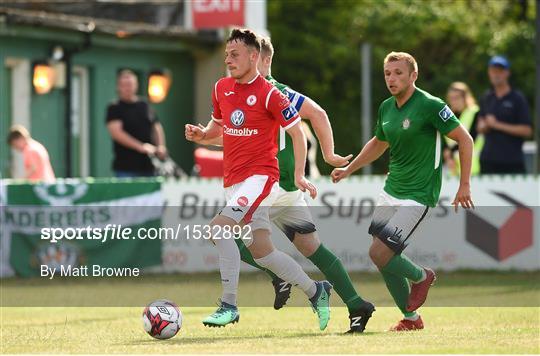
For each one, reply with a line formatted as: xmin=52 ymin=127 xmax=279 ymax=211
xmin=7 ymin=125 xmax=55 ymax=182
xmin=444 ymin=82 xmax=483 ymax=176
xmin=476 ymin=56 xmax=532 ymax=174
xmin=106 ymin=69 xmax=167 ymax=177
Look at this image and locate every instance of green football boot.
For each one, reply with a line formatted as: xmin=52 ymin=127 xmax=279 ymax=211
xmin=310 ymin=280 xmax=333 ymax=330
xmin=202 ymin=301 xmax=240 ymax=327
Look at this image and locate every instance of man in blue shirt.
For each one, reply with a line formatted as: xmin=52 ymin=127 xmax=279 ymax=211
xmin=476 ymin=55 xmax=532 ymax=173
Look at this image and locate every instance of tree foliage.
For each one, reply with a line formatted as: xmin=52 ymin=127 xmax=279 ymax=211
xmin=268 ymin=0 xmax=535 ymax=174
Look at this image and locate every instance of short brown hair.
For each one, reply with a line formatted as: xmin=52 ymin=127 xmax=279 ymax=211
xmin=227 ymin=28 xmax=261 ymax=52
xmin=7 ymin=125 xmax=30 ymax=144
xmin=384 ymin=52 xmax=418 ymax=73
xmin=259 ymin=35 xmax=274 ymax=59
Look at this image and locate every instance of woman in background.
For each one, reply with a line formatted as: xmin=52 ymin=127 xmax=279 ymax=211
xmin=444 ymin=82 xmax=483 ymax=176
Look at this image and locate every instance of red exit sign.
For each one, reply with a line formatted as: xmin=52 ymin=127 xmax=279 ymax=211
xmin=192 ymin=0 xmax=245 ymax=30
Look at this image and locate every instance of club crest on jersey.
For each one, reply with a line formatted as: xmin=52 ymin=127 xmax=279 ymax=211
xmin=402 ymin=118 xmax=411 ymax=130
xmin=246 ymin=95 xmax=257 ymax=106
xmin=281 ymin=106 xmax=298 ymax=121
xmin=230 ymin=109 xmax=245 ymax=127
xmin=439 ymin=105 xmax=454 ymax=122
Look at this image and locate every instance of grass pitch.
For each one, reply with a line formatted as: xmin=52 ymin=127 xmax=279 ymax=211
xmin=2 ymin=307 xmax=539 ymax=354
xmin=1 ymin=272 xmax=539 ymax=354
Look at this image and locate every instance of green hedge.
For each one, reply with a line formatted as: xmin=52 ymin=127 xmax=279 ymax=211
xmin=268 ymin=0 xmax=535 ymax=174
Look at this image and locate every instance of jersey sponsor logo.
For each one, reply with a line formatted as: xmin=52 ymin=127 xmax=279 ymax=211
xmin=438 ymin=105 xmax=454 ymax=122
xmin=230 ymin=109 xmax=245 ymax=127
xmin=223 ymin=125 xmax=259 ymax=136
xmin=402 ymin=118 xmax=411 ymax=130
xmin=246 ymin=95 xmax=257 ymax=106
xmin=237 ymin=196 xmax=249 ymax=207
xmin=281 ymin=105 xmax=298 ymax=121
xmin=224 ymin=91 xmax=235 ymax=96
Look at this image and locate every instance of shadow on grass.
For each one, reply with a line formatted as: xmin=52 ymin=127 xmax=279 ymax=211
xmin=124 ymin=330 xmax=385 ymax=346
xmin=0 ymin=316 xmax=127 ymax=327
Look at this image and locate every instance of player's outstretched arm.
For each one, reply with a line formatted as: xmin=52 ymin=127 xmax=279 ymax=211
xmin=298 ymin=97 xmax=352 ymax=167
xmin=196 ymin=136 xmax=223 ymax=146
xmin=446 ymin=125 xmax=474 ymax=212
xmin=331 ymin=137 xmax=388 ymax=183
xmin=287 ymin=123 xmax=317 ymax=199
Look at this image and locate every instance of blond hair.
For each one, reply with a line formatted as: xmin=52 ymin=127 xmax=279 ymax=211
xmin=384 ymin=51 xmax=418 ymax=74
xmin=447 ymin=81 xmax=477 ymax=108
xmin=259 ymin=35 xmax=274 ymax=59
xmin=7 ymin=125 xmax=30 ymax=144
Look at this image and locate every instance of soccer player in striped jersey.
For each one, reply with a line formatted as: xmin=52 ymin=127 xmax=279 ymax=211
xmin=332 ymin=52 xmax=474 ymax=331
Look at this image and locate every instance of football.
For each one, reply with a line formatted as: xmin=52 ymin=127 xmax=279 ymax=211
xmin=142 ymin=299 xmax=182 ymax=340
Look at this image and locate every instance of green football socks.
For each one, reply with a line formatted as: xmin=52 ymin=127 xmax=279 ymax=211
xmin=308 ymin=244 xmax=366 ymax=313
xmin=381 ymin=254 xmax=424 ymax=283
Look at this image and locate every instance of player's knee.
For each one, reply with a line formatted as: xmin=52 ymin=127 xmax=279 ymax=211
xmin=293 ymin=232 xmax=320 ymax=257
xmin=281 ymin=222 xmax=316 ymax=243
xmin=249 ymin=244 xmax=274 ymax=259
xmin=370 ymin=237 xmax=396 ymax=268
xmin=369 ymin=240 xmax=386 ymax=268
xmin=247 ymin=230 xmax=274 ymax=259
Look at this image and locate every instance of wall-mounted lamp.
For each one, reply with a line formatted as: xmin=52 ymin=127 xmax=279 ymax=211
xmin=32 ymin=62 xmax=55 ymax=94
xmin=148 ymin=69 xmax=172 ymax=103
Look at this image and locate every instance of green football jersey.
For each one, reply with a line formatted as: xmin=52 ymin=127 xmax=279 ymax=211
xmin=375 ymin=88 xmax=460 ymax=207
xmin=266 ymin=75 xmax=306 ymax=192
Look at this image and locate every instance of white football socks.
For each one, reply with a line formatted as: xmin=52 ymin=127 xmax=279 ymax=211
xmin=255 ymin=249 xmax=317 ymax=298
xmin=213 ymin=236 xmax=240 ymax=306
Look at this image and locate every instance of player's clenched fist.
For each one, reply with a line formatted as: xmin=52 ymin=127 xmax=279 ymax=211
xmin=185 ymin=124 xmax=206 ymax=142
xmin=331 ymin=167 xmax=350 ymax=183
